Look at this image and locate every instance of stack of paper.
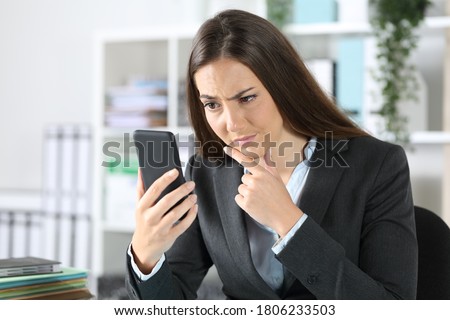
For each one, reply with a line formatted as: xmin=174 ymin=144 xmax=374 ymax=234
xmin=105 ymin=79 xmax=168 ymax=128
xmin=0 ymin=267 xmax=92 ymax=300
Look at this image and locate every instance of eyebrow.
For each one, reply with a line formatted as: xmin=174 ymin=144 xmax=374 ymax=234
xmin=199 ymin=87 xmax=255 ymax=101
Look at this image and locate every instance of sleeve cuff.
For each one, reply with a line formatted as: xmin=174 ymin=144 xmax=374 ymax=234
xmin=272 ymin=213 xmax=308 ymax=255
xmin=127 ymin=243 xmax=166 ymax=281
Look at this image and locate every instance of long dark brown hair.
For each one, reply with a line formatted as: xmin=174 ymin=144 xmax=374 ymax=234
xmin=187 ymin=9 xmax=368 ymax=158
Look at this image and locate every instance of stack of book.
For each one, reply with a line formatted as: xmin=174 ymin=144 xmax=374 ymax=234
xmin=0 ymin=257 xmax=93 ymax=300
xmin=105 ymin=79 xmax=168 ymax=128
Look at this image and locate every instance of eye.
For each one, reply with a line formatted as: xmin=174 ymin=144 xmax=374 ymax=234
xmin=239 ymin=94 xmax=257 ymax=104
xmin=203 ymin=102 xmax=221 ymax=111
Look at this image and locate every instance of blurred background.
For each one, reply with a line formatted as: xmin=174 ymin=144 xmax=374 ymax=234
xmin=0 ymin=0 xmax=449 ymax=299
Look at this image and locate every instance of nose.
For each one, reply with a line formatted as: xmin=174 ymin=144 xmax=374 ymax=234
xmin=224 ymin=104 xmax=245 ymax=132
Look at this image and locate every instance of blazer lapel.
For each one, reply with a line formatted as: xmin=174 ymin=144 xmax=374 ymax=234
xmin=282 ymin=137 xmax=349 ymax=292
xmin=213 ymin=159 xmax=279 ymax=298
xmin=299 ymin=138 xmax=349 ymax=224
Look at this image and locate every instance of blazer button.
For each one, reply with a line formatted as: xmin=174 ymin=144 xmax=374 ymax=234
xmin=307 ymin=274 xmax=318 ymax=285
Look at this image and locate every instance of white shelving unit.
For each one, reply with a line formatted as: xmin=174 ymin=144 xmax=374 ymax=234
xmin=91 ymin=15 xmax=450 ymax=289
xmin=92 ymin=26 xmax=197 ymax=284
xmin=285 ymin=15 xmax=450 ymax=223
xmin=284 ymin=16 xmax=450 ymax=141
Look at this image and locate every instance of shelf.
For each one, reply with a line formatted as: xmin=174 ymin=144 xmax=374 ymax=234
xmin=93 ymin=29 xmax=199 ymax=277
xmin=94 ymin=25 xmax=200 ymax=42
xmin=284 ymin=22 xmax=371 ymax=36
xmin=102 ymin=126 xmax=194 ymax=138
xmin=425 ymin=16 xmax=450 ymax=29
xmin=284 ymin=16 xmax=450 ymax=36
xmin=103 ymin=223 xmax=135 ymax=233
xmin=410 ymin=131 xmax=450 ymax=144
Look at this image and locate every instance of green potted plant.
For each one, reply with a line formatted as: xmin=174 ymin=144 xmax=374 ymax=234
xmin=267 ymin=0 xmax=293 ymax=28
xmin=369 ymin=0 xmax=431 ymax=144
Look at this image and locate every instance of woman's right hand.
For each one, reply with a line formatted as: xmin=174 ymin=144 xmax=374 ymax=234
xmin=131 ymin=168 xmax=198 ymax=274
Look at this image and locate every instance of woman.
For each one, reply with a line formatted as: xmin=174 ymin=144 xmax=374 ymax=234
xmin=126 ymin=9 xmax=417 ymax=299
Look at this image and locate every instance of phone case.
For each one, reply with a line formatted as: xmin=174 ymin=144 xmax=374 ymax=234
xmin=133 ymin=130 xmax=186 ymax=205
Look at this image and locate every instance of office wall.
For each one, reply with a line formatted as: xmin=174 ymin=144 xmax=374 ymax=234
xmin=0 ymin=0 xmax=205 ymax=192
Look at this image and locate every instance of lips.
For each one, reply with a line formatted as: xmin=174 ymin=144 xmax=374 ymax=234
xmin=231 ymin=134 xmax=257 ymax=147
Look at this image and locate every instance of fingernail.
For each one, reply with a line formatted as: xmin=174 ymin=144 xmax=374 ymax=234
xmin=189 ymin=194 xmax=197 ymax=202
xmin=168 ymin=168 xmax=177 ymax=176
xmin=223 ymin=146 xmax=231 ymax=155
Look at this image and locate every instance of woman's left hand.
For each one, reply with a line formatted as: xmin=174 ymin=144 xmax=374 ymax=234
xmin=224 ymin=146 xmax=304 ymax=237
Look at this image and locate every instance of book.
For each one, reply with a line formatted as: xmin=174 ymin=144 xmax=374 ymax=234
xmin=106 ymin=80 xmax=168 ymax=111
xmin=0 ymin=278 xmax=86 ymax=294
xmin=0 ymin=267 xmax=90 ymax=300
xmin=293 ymin=0 xmax=337 ymax=24
xmin=17 ymin=287 xmax=93 ymax=300
xmin=109 ymin=95 xmax=168 ymax=111
xmin=0 ymin=257 xmax=61 ymax=278
xmin=0 ymin=279 xmax=86 ymax=299
xmin=0 ymin=267 xmax=87 ymax=290
xmin=336 ymin=37 xmax=365 ymax=124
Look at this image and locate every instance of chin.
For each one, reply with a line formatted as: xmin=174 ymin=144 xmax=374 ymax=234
xmin=239 ymin=145 xmax=264 ymax=160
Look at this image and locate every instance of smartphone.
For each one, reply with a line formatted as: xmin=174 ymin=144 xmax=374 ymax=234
xmin=133 ymin=130 xmax=188 ymax=218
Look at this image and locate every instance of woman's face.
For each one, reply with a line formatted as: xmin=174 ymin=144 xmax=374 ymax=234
xmin=194 ymin=58 xmax=288 ymax=159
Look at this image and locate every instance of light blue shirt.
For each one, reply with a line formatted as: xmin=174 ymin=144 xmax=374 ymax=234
xmin=244 ymin=137 xmax=316 ymax=291
xmin=129 ymin=138 xmax=317 ymax=287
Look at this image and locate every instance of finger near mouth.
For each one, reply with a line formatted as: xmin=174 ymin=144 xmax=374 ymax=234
xmin=240 ymin=143 xmax=262 ymax=158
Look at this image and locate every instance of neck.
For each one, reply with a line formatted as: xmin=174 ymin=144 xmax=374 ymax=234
xmin=270 ymin=133 xmax=309 ymax=184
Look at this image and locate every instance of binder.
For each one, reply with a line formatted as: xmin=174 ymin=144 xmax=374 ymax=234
xmin=42 ymin=125 xmax=92 ymax=270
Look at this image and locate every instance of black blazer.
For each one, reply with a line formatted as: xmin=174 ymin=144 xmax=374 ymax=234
xmin=126 ymin=136 xmax=418 ymax=299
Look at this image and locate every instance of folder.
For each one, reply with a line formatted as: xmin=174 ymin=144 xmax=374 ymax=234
xmin=0 ymin=257 xmax=61 ymax=278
